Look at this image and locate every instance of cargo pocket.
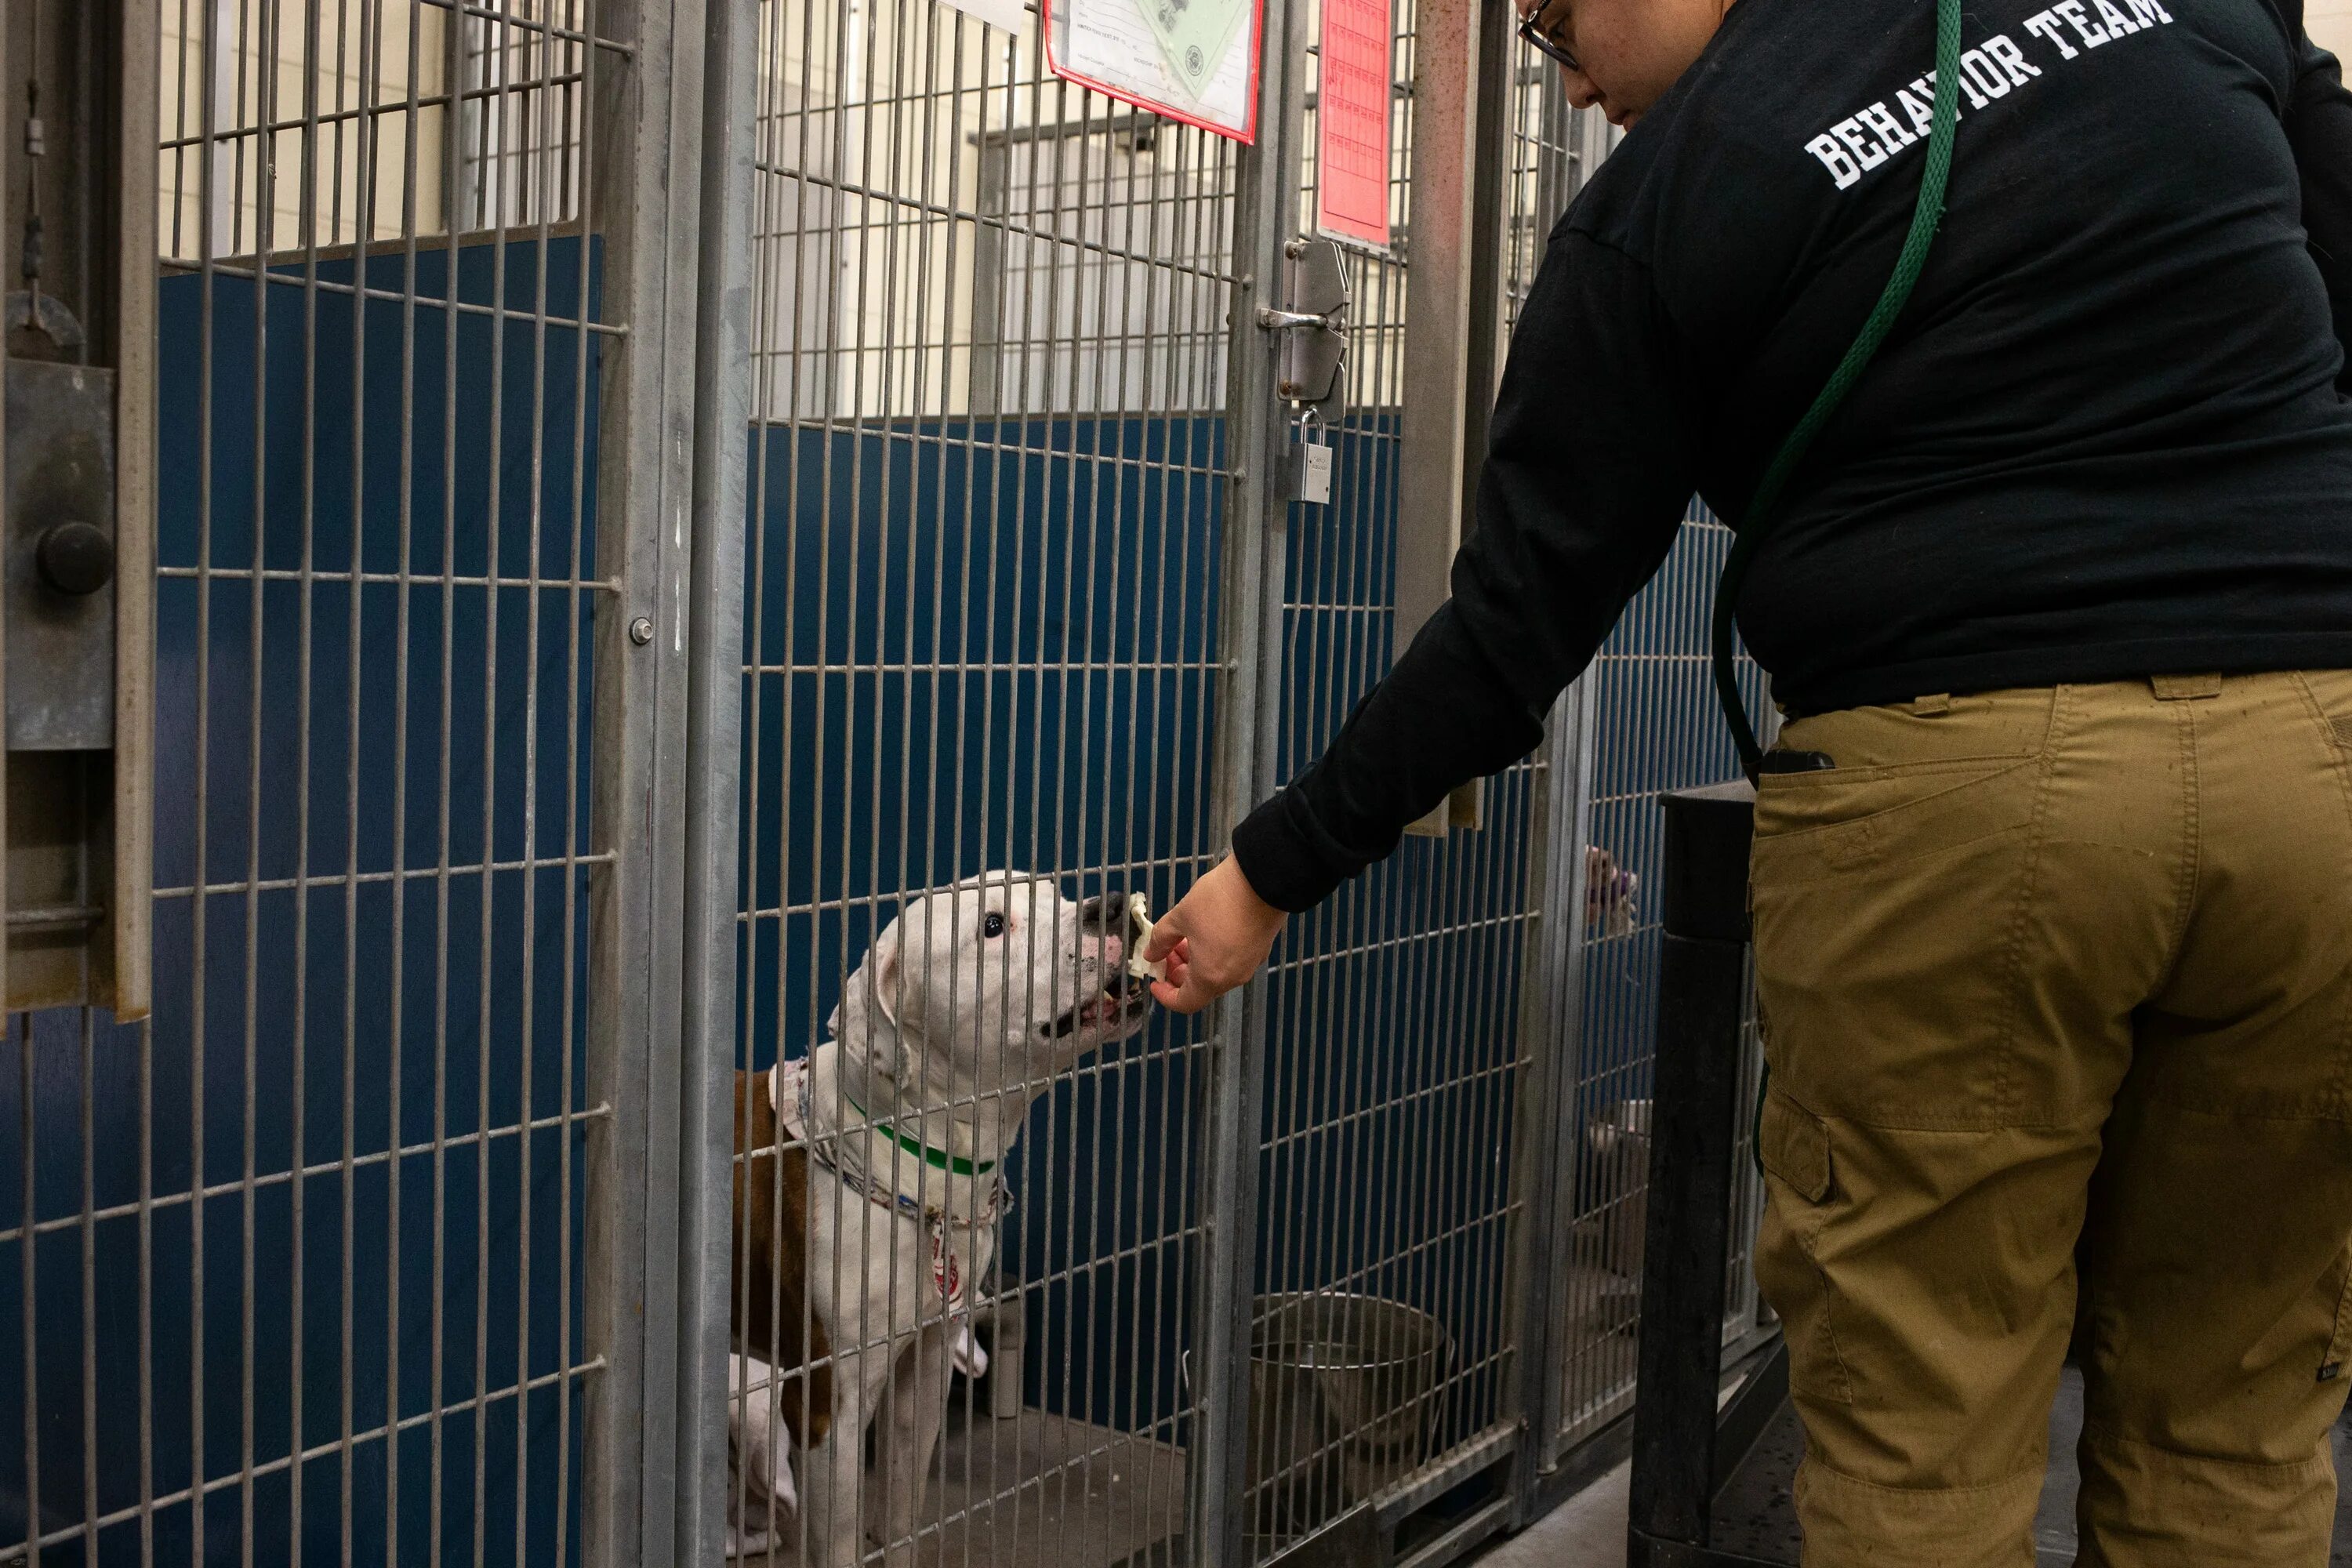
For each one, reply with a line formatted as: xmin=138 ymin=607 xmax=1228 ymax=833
xmin=1753 ymin=1092 xmax=1853 ymax=1405
xmin=2320 ymin=1250 xmax=2352 ymax=1381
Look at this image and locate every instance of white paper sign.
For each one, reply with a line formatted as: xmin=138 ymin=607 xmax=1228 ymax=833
xmin=1047 ymin=0 xmax=1261 ymax=140
xmin=941 ymin=0 xmax=1029 ymax=36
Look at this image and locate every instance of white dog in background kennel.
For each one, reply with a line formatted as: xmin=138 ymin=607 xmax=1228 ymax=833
xmin=727 ymin=873 xmax=1159 ymax=1563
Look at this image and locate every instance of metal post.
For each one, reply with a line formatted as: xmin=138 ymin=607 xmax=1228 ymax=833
xmin=673 ymin=0 xmax=760 ymax=1556
xmin=1508 ymin=673 xmax=1599 ymax=1500
xmin=114 ymin=0 xmax=159 ymax=1022
xmin=585 ymin=1 xmax=714 ymax=1563
xmin=1395 ymin=0 xmax=1501 ymax=838
xmin=1186 ymin=0 xmax=1308 ymax=1557
xmin=1625 ymin=781 xmax=1756 ymax=1566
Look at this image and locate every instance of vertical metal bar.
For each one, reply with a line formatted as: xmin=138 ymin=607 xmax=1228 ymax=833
xmin=672 ymin=0 xmax=757 ymax=1552
xmin=470 ymin=11 xmax=510 ymax=1551
xmin=80 ymin=1020 xmax=96 ymax=1558
xmin=191 ymin=0 xmax=224 ymax=1554
xmin=870 ymin=39 xmax=923 ymax=1560
xmin=557 ymin=7 xmax=598 ymax=1564
xmin=1494 ymin=38 xmax=1601 ymax=1480
xmin=18 ymin=1018 xmax=38 ymax=1568
xmin=1095 ymin=93 xmax=1151 ymax=1541
xmin=1188 ymin=0 xmax=1304 ymax=1555
xmin=236 ymin=0 xmax=280 ymax=1551
xmin=432 ymin=8 xmax=470 ymax=1562
xmin=780 ymin=0 xmax=836 ymax=1551
xmin=288 ymin=1 xmax=327 ymax=1551
xmin=1390 ymin=0 xmax=1483 ymax=840
xmin=118 ymin=0 xmax=165 ymax=1542
xmin=1044 ymin=85 xmax=1102 ymax=1563
xmin=1521 ymin=678 xmax=1597 ymax=1475
xmin=341 ymin=13 xmax=387 ymax=1561
xmin=116 ymin=0 xmax=162 ymax=1022
xmin=140 ymin=1022 xmax=154 ymax=1568
xmin=383 ymin=6 xmax=433 ymax=1560
xmin=739 ymin=0 xmax=795 ymax=1542
xmin=581 ymin=0 xmax=708 ymax=1561
xmin=514 ymin=6 xmax=564 ymax=1557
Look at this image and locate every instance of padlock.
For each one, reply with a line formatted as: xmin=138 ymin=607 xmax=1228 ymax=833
xmin=1285 ymin=414 xmax=1334 ymax=505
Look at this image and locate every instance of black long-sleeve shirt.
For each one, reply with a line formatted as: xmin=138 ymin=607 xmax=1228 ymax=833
xmin=1234 ymin=0 xmax=2352 ymax=912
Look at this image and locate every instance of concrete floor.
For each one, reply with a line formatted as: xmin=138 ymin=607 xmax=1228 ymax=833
xmin=731 ymin=1403 xmax=1186 ymax=1567
xmin=725 ymin=1366 xmax=2349 ymax=1567
xmin=1469 ymin=1457 xmax=1632 ymax=1568
xmin=1454 ymin=1376 xmax=2083 ymax=1568
xmin=1469 ymin=1369 xmax=2352 ymax=1568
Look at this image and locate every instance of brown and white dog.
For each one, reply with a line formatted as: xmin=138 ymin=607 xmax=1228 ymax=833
xmin=728 ymin=873 xmax=1155 ymax=1563
xmin=727 ymin=1083 xmax=833 ymax=1554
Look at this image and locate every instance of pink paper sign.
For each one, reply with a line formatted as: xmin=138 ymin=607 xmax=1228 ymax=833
xmin=1316 ymin=0 xmax=1392 ymax=248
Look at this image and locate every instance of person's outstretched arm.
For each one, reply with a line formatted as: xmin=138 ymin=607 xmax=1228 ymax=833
xmin=1146 ymin=229 xmax=1697 ymax=1011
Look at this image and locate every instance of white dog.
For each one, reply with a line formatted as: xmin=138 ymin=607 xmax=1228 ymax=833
xmin=727 ymin=1352 xmax=802 ymax=1553
xmin=1586 ymin=845 xmax=1641 ymax=940
xmin=728 ymin=873 xmax=1155 ymax=1564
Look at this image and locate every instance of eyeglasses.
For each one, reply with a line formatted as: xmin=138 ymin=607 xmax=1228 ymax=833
xmin=1516 ymin=0 xmax=1579 ymax=71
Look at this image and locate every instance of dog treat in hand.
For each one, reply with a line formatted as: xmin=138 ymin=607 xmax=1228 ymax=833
xmin=1127 ymin=894 xmax=1167 ymax=982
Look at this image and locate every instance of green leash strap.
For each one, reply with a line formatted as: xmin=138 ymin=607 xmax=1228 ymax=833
xmin=1712 ymin=0 xmax=1967 ymax=781
xmin=1732 ymin=0 xmax=1965 ymax=1179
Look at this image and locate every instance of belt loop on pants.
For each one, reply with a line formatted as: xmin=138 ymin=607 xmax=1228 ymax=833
xmin=2151 ymin=673 xmax=2224 ymax=701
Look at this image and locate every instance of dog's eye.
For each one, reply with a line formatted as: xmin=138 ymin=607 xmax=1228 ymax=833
xmin=982 ymin=912 xmax=1005 ymax=939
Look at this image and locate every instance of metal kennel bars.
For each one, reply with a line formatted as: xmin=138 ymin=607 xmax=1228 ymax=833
xmin=713 ymin=0 xmax=1773 ymax=1560
xmin=0 ymin=2 xmax=1769 ymax=1565
xmin=10 ymin=0 xmax=730 ymax=1562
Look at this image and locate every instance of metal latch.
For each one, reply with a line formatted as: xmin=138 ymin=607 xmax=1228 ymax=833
xmin=1258 ymin=237 xmax=1349 ymax=410
xmin=0 ymin=7 xmax=157 ymax=1019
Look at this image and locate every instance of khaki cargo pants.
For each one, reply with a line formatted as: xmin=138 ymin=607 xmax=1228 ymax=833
xmin=1751 ymin=673 xmax=2352 ymax=1566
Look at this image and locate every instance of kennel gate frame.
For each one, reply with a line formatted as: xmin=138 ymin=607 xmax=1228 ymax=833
xmin=666 ymin=0 xmax=1770 ymax=1564
xmin=0 ymin=4 xmax=1708 ymax=1565
xmin=1198 ymin=10 xmax=1778 ymax=1554
xmin=17 ymin=1 xmax=747 ymax=1563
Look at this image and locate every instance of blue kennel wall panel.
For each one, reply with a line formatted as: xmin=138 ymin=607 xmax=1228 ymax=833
xmin=737 ymin=412 xmax=1226 ymax=1438
xmin=0 ymin=237 xmax=600 ymax=1567
xmin=731 ymin=405 xmax=1657 ymax=1452
xmin=1254 ymin=409 xmax=1538 ymax=1459
xmin=1552 ymin=506 xmax=1770 ymax=1430
xmin=731 ymin=421 xmax=1744 ymax=1464
xmin=1570 ymin=510 xmax=1767 ymax=1185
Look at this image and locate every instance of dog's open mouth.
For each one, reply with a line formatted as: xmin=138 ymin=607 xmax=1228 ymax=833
xmin=1042 ymin=974 xmax=1156 ymax=1038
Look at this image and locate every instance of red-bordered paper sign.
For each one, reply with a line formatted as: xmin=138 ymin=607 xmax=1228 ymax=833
xmin=1045 ymin=0 xmax=1265 ymax=143
xmin=1316 ymin=0 xmax=1392 ymax=249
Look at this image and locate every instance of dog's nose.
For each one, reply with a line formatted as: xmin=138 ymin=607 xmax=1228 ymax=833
xmin=1080 ymin=890 xmax=1129 ymax=931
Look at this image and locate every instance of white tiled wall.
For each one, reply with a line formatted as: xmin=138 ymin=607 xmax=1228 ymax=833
xmin=2314 ymin=0 xmax=2352 ymax=63
xmin=156 ymin=2 xmax=601 ymax=263
xmin=160 ymin=0 xmax=452 ymax=261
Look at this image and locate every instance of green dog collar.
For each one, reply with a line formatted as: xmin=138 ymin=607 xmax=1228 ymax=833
xmin=843 ymin=1090 xmax=995 ymax=1178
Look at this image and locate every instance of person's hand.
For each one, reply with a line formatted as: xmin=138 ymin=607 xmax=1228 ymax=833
xmin=1144 ymin=857 xmax=1287 ymax=1014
